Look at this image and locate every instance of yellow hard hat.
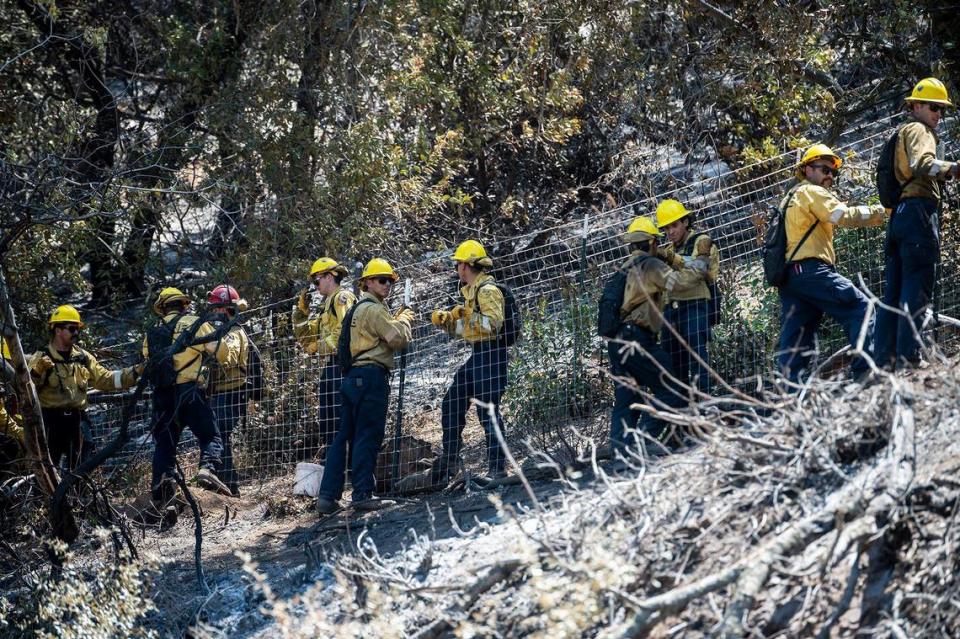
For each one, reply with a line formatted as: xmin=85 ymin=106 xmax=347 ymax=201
xmin=153 ymin=287 xmax=190 ymax=315
xmin=360 ymin=258 xmax=399 ymax=281
xmin=655 ymin=199 xmax=690 ymax=228
xmin=905 ymin=77 xmax=954 ymax=107
xmin=623 ymin=216 xmax=662 ymax=243
xmin=799 ymin=143 xmax=842 ymax=170
xmin=309 ymin=257 xmax=348 ymax=278
xmin=452 ymin=240 xmax=493 ymax=268
xmin=47 ymin=304 xmax=85 ymax=329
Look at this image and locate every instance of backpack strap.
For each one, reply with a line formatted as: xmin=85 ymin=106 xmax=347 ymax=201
xmin=781 ymin=184 xmax=818 ymax=264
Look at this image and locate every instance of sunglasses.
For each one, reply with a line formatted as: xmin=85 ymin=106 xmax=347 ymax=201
xmin=58 ymin=324 xmax=81 ymax=334
xmin=928 ymin=103 xmax=944 ymax=113
xmin=373 ymin=277 xmax=395 ymax=286
xmin=810 ymin=164 xmax=837 ymax=176
xmin=311 ymin=276 xmax=323 ymax=285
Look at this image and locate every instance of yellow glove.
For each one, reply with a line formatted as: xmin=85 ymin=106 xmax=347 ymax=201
xmin=450 ymin=305 xmax=465 ymax=321
xmin=694 ymin=236 xmax=713 ymax=257
xmin=657 ymin=244 xmax=684 ymax=270
xmin=396 ymin=308 xmax=415 ymax=325
xmin=32 ymin=355 xmax=54 ymax=376
xmin=297 ymin=289 xmax=310 ymax=314
xmin=431 ymin=310 xmax=450 ymax=326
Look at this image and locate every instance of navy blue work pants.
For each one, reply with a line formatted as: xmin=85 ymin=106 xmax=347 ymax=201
xmin=151 ymin=382 xmax=223 ymax=503
xmin=662 ymin=299 xmax=712 ymax=394
xmin=439 ymin=342 xmax=508 ymax=475
xmin=317 ymin=360 xmax=343 ymax=446
xmin=608 ymin=325 xmax=686 ymax=452
xmin=211 ymin=385 xmax=246 ymax=491
xmin=318 ymin=365 xmax=390 ymax=502
xmin=874 ymin=197 xmax=938 ymax=368
xmin=778 ymin=259 xmax=873 ymax=383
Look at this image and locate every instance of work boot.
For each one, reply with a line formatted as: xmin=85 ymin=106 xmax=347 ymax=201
xmin=352 ymin=495 xmax=396 ymax=512
xmin=135 ymin=503 xmax=179 ymax=532
xmin=196 ymin=468 xmax=233 ymax=496
xmin=316 ymin=496 xmax=339 ymax=515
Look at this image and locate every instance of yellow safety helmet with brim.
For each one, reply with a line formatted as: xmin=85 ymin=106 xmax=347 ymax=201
xmin=360 ymin=258 xmax=399 ymax=281
xmin=623 ymin=216 xmax=662 ymax=243
xmin=905 ymin=77 xmax=954 ymax=107
xmin=452 ymin=239 xmax=493 ymax=268
xmin=47 ymin=304 xmax=85 ymax=329
xmin=309 ymin=257 xmax=349 ymax=278
xmin=655 ymin=199 xmax=690 ymax=228
xmin=153 ymin=287 xmax=191 ymax=315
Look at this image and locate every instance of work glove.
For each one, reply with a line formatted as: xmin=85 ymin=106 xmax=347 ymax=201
xmin=693 ymin=236 xmax=713 ymax=257
xmin=431 ymin=310 xmax=450 ymax=326
xmin=32 ymin=355 xmax=54 ymax=375
xmin=449 ymin=305 xmax=465 ymax=321
xmin=297 ymin=289 xmax=310 ymax=314
xmin=396 ymin=308 xmax=415 ymax=325
xmin=658 ymin=244 xmax=684 ymax=269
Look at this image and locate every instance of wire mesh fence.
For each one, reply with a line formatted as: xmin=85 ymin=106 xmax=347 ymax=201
xmin=77 ymin=111 xmax=959 ymax=500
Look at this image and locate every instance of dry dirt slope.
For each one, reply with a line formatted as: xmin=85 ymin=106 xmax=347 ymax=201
xmin=147 ymin=363 xmax=960 ymax=638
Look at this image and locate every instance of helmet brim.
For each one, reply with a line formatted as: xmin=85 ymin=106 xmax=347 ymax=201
xmin=905 ymin=97 xmax=955 ymax=107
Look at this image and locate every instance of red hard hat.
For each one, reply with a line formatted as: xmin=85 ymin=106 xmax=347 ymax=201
xmin=207 ymin=284 xmax=240 ymax=307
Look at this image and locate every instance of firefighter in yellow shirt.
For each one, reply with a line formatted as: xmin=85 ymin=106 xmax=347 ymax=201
xmin=27 ymin=305 xmax=140 ymax=471
xmin=142 ymin=287 xmax=233 ymax=517
xmin=292 ymin=258 xmax=356 ymax=446
xmin=1 ymin=339 xmax=24 ymax=478
xmin=875 ymin=78 xmax=960 ymax=369
xmin=777 ymin=144 xmax=887 ymax=383
xmin=429 ymin=240 xmax=511 ymax=485
xmin=606 ymin=217 xmax=704 ymax=455
xmin=655 ymin=200 xmax=719 ymax=394
xmin=316 ymin=259 xmax=413 ymax=514
xmin=206 ymin=284 xmax=250 ymax=496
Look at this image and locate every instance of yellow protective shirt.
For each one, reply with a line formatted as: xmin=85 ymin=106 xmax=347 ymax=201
xmin=28 ymin=344 xmax=140 ymax=410
xmin=292 ymin=286 xmax=357 ymax=356
xmin=620 ymin=250 xmax=675 ymax=334
xmin=784 ymin=181 xmax=886 ymax=266
xmin=208 ymin=325 xmax=249 ymax=393
xmin=0 ymin=398 xmax=24 ymax=444
xmin=896 ymin=120 xmax=955 ymax=204
xmin=142 ymin=312 xmax=229 ymax=386
xmin=664 ymin=231 xmax=720 ymax=303
xmin=349 ymin=292 xmax=412 ymax=371
xmin=438 ymin=273 xmax=505 ymax=343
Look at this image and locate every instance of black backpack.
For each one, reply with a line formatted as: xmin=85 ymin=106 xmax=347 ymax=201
xmin=597 ymin=255 xmax=650 ymax=338
xmin=761 ymin=185 xmax=818 ymax=288
xmin=876 ymin=125 xmax=913 ymax=208
xmin=144 ymin=314 xmax=203 ymax=389
xmin=475 ymin=282 xmax=521 ymax=347
xmin=243 ymin=330 xmax=265 ymax=401
xmin=336 ymin=298 xmax=376 ymax=373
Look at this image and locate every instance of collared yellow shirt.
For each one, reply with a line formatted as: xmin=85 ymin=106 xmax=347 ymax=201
xmin=208 ymin=325 xmax=249 ymax=393
xmin=29 ymin=344 xmax=139 ymax=410
xmin=438 ymin=273 xmax=506 ymax=343
xmin=292 ymin=286 xmax=357 ymax=356
xmin=784 ymin=180 xmax=886 ymax=265
xmin=350 ymin=292 xmax=412 ymax=370
xmin=896 ymin=119 xmax=952 ymax=204
xmin=664 ymin=231 xmax=720 ymax=303
xmin=620 ymin=250 xmax=674 ymax=333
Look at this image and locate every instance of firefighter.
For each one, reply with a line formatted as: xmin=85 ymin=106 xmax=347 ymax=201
xmin=142 ymin=287 xmax=233 ymax=524
xmin=292 ymin=258 xmax=356 ymax=447
xmin=206 ymin=284 xmax=250 ymax=496
xmin=27 ymin=305 xmax=140 ymax=472
xmin=777 ymin=144 xmax=887 ymax=383
xmin=1 ymin=339 xmax=24 ymax=478
xmin=316 ymin=258 xmax=413 ymax=514
xmin=430 ymin=240 xmax=510 ymax=486
xmin=875 ymin=78 xmax=960 ymax=369
xmin=655 ymin=199 xmax=719 ymax=394
xmin=608 ymin=217 xmax=706 ymax=455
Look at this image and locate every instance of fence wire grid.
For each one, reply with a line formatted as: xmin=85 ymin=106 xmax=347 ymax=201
xmin=78 ymin=111 xmax=959 ymax=499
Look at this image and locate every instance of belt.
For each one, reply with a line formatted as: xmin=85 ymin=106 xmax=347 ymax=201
xmin=667 ymin=298 xmax=708 ymax=309
xmin=786 ymin=257 xmax=834 ymax=274
xmin=620 ymin=323 xmax=654 ymax=338
xmin=353 ymin=361 xmax=392 ymax=376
